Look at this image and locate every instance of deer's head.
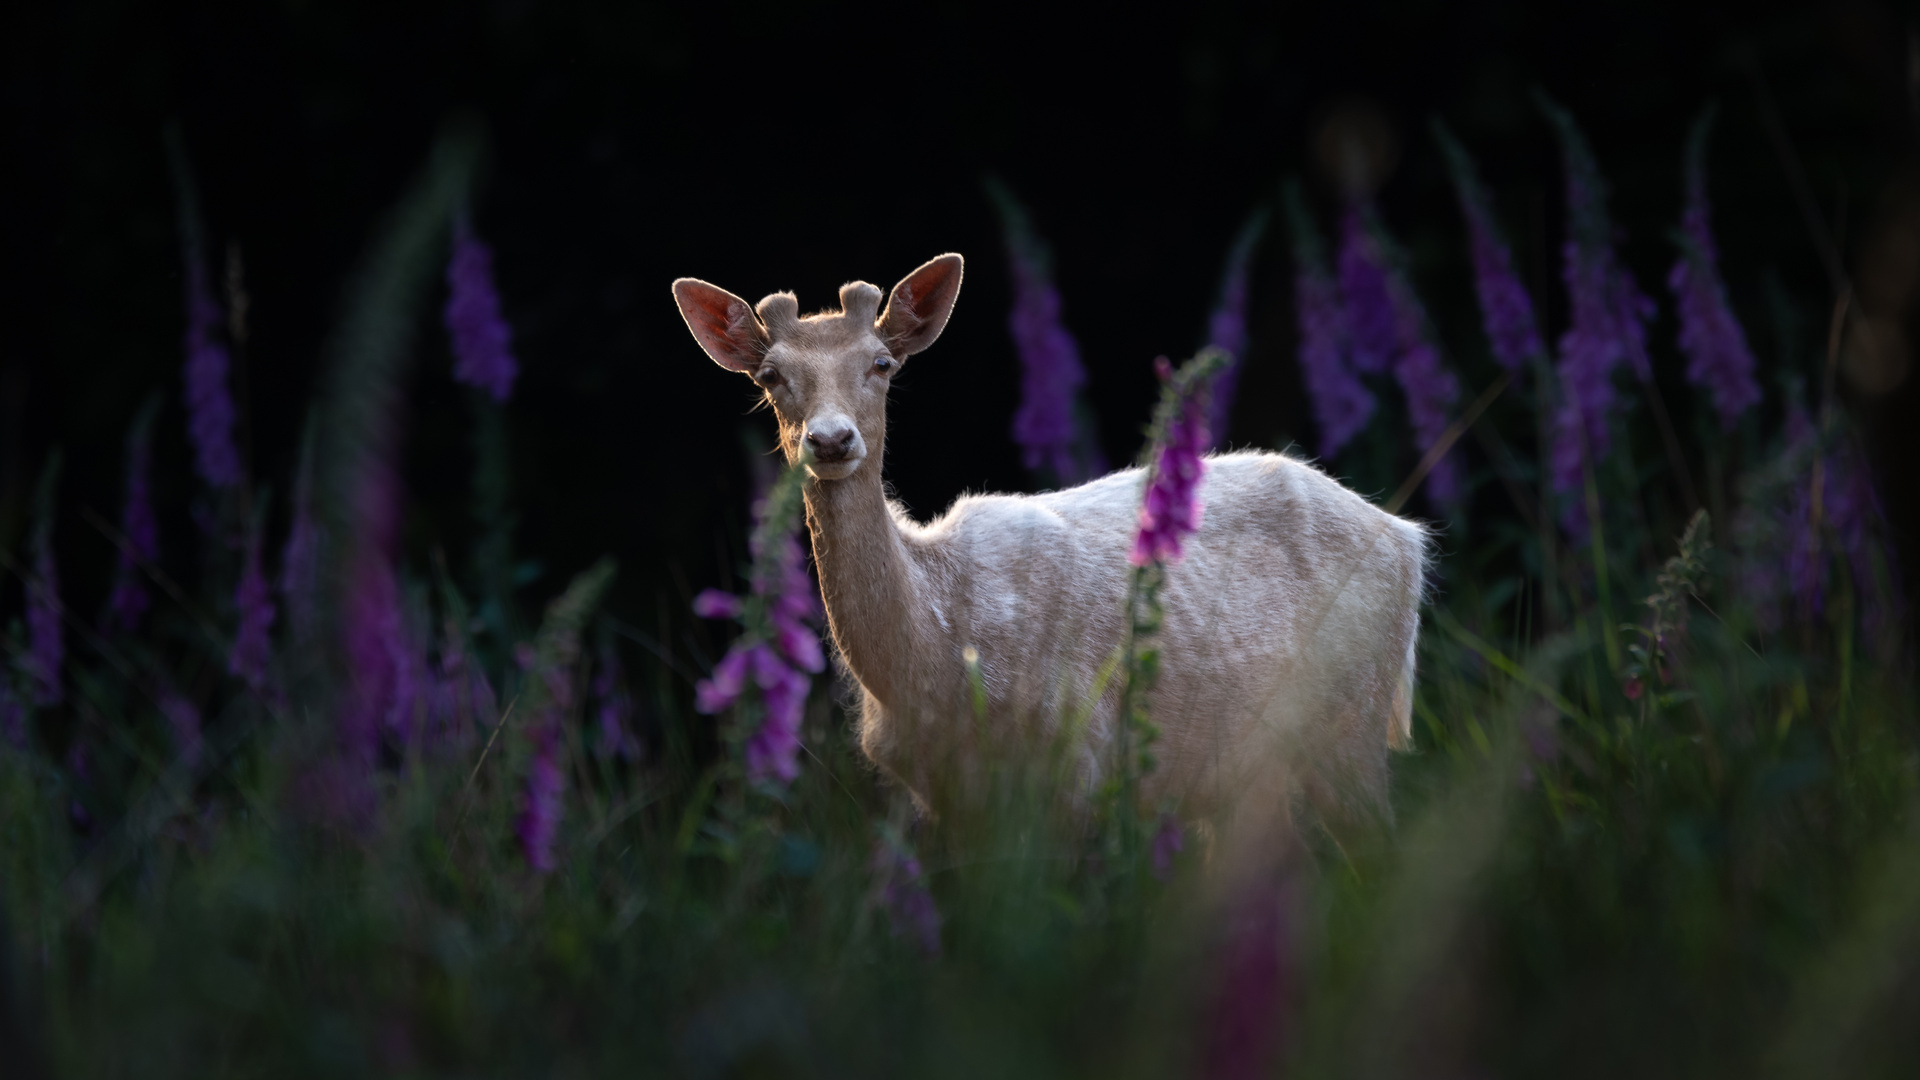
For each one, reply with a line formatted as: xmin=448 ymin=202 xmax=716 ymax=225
xmin=672 ymin=254 xmax=963 ymax=480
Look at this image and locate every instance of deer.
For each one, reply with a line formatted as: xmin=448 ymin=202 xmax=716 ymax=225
xmin=672 ymin=254 xmax=1428 ymax=849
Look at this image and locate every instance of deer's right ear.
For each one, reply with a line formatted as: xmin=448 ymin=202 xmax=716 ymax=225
xmin=672 ymin=278 xmax=770 ymax=373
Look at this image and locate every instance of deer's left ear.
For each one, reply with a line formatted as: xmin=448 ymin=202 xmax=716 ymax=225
xmin=877 ymin=254 xmax=963 ymax=359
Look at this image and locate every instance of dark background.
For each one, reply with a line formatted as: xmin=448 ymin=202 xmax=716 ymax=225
xmin=5 ymin=0 xmax=1917 ymax=629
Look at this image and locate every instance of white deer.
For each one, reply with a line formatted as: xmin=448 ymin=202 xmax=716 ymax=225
xmin=673 ymin=254 xmax=1427 ymax=838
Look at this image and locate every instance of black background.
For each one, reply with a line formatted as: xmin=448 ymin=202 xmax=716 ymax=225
xmin=6 ymin=0 xmax=1916 ymax=631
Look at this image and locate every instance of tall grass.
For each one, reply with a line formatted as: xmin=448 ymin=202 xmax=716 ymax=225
xmin=1 ymin=106 xmax=1916 ymax=1079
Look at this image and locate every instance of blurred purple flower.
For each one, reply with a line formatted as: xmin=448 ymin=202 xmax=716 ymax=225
xmin=1338 ymin=206 xmax=1397 ymax=376
xmin=516 ymin=718 xmax=564 ymax=873
xmin=1131 ymin=357 xmax=1212 ymax=567
xmin=993 ymin=182 xmax=1106 ymax=486
xmin=746 ymin=647 xmax=809 ymax=784
xmin=692 ymin=588 xmax=741 ymax=620
xmin=1284 ymin=184 xmax=1376 ymax=457
xmin=1204 ymin=212 xmax=1268 ymax=447
xmin=342 ymin=557 xmax=417 ymax=755
xmin=1349 ymin=202 xmax=1465 ymax=506
xmin=1669 ymin=109 xmax=1760 ymax=431
xmin=1539 ymin=96 xmax=1656 ymax=532
xmin=1435 ymin=122 xmax=1545 ymax=374
xmin=106 ymin=404 xmax=161 ymax=633
xmin=592 ymin=642 xmax=640 ymax=762
xmin=1150 ymin=811 xmax=1184 ymax=881
xmin=26 ymin=515 xmax=63 ymax=708
xmin=873 ymin=837 xmax=942 ymax=956
xmin=182 ymin=258 xmax=243 ymax=489
xmin=693 ymin=474 xmax=823 ymax=785
xmin=229 ymin=516 xmax=276 ymax=691
xmin=444 ymin=218 xmax=519 ymax=402
xmin=1394 ymin=338 xmax=1464 ymax=505
xmin=1203 ymin=878 xmax=1296 ymax=1080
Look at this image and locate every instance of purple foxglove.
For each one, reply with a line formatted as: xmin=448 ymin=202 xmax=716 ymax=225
xmin=1538 ymin=94 xmax=1655 ymax=527
xmin=229 ymin=513 xmax=276 ymax=691
xmin=444 ymin=217 xmax=519 ymax=402
xmin=592 ymin=642 xmax=639 ymax=761
xmin=1337 ymin=206 xmax=1398 ymax=376
xmin=516 ymin=717 xmax=564 ymax=873
xmin=872 ymin=835 xmax=942 ymax=956
xmin=106 ymin=402 xmax=161 ymax=632
xmin=992 ymin=182 xmax=1106 ymax=486
xmin=181 ymin=257 xmax=243 ymax=489
xmin=1348 ymin=202 xmax=1465 ymax=505
xmin=1131 ymin=356 xmax=1215 ymax=567
xmin=1434 ymin=121 xmax=1545 ymax=374
xmin=1283 ymin=183 xmax=1376 ymax=456
xmin=1204 ymin=212 xmax=1268 ymax=446
xmin=1668 ymin=108 xmax=1760 ymax=430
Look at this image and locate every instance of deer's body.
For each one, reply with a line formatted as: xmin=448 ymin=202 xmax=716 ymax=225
xmin=673 ymin=255 xmax=1426 ymax=828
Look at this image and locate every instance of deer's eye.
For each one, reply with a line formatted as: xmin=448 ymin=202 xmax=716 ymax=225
xmin=755 ymin=366 xmax=784 ymax=388
xmin=872 ymin=355 xmax=895 ymax=374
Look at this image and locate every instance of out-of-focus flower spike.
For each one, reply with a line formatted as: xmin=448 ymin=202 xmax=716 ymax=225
xmin=1204 ymin=209 xmax=1270 ymax=448
xmin=517 ymin=717 xmax=564 ymax=873
xmin=167 ymin=129 xmax=244 ymax=490
xmin=444 ymin=215 xmax=520 ymax=402
xmin=1668 ymin=106 xmax=1761 ymax=431
xmin=1536 ymin=93 xmax=1655 ymax=531
xmin=988 ymin=178 xmax=1107 ymax=487
xmin=1433 ymin=119 xmax=1546 ymax=375
xmin=1282 ymin=182 xmax=1376 ymax=457
xmin=105 ymin=397 xmax=163 ymax=633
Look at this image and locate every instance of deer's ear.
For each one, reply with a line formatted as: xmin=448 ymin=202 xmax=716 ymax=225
xmin=672 ymin=278 xmax=770 ymax=373
xmin=878 ymin=254 xmax=963 ymax=358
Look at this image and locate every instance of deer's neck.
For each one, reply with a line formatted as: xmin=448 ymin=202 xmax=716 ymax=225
xmin=804 ymin=465 xmax=930 ymax=708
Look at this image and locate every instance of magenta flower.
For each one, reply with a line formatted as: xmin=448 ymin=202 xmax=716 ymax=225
xmin=105 ymin=402 xmax=161 ymax=633
xmin=1346 ymin=202 xmax=1465 ymax=506
xmin=692 ymin=464 xmax=822 ymax=785
xmin=1435 ymin=121 xmax=1545 ymax=374
xmin=592 ymin=641 xmax=640 ymax=761
xmin=1669 ymin=108 xmax=1760 ymax=431
xmin=1130 ymin=356 xmax=1214 ymax=567
xmin=516 ymin=718 xmax=565 ymax=873
xmin=1338 ymin=206 xmax=1398 ymax=376
xmin=872 ymin=835 xmax=942 ymax=956
xmin=1204 ymin=212 xmax=1268 ymax=447
xmin=1539 ymin=94 xmax=1656 ymax=528
xmin=229 ymin=514 xmax=276 ymax=691
xmin=444 ymin=217 xmax=519 ymax=402
xmin=1394 ymin=337 xmax=1464 ymax=505
xmin=182 ymin=257 xmax=243 ymax=490
xmin=1283 ymin=183 xmax=1376 ymax=457
xmin=992 ymin=181 xmax=1107 ymax=486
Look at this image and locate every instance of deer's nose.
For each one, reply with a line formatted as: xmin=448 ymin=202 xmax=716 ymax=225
xmin=805 ymin=426 xmax=857 ymax=462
